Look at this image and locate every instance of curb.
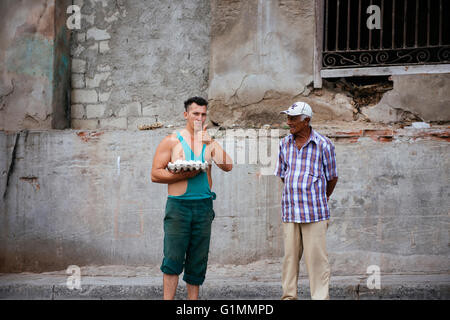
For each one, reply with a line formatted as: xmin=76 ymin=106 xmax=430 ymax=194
xmin=1 ymin=274 xmax=448 ymax=300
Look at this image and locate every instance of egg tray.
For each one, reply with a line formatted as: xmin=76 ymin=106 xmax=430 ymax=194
xmin=167 ymin=160 xmax=209 ymax=172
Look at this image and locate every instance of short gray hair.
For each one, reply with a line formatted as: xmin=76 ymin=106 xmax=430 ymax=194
xmin=300 ymin=115 xmax=311 ymax=121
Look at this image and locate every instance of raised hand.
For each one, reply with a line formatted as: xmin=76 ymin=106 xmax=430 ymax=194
xmin=200 ymin=124 xmax=212 ymax=145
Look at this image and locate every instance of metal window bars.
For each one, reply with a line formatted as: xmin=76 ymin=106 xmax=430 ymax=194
xmin=322 ymin=0 xmax=450 ymax=69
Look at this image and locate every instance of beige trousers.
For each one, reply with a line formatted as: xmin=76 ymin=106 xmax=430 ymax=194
xmin=281 ymin=220 xmax=330 ymax=300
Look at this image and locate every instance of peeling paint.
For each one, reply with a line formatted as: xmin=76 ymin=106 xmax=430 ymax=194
xmin=19 ymin=176 xmax=40 ymax=191
xmin=6 ymin=34 xmax=54 ymax=81
xmin=76 ymin=131 xmax=105 ymax=142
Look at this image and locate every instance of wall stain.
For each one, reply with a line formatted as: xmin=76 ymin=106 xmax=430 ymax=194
xmin=6 ymin=34 xmax=54 ymax=81
xmin=19 ymin=176 xmax=40 ymax=191
xmin=76 ymin=131 xmax=105 ymax=143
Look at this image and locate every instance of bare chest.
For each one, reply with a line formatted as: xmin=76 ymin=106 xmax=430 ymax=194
xmin=171 ymin=141 xmax=212 ymax=162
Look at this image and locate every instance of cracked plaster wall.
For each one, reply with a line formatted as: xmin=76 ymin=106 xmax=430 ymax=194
xmin=67 ymin=0 xmax=450 ymax=129
xmin=2 ymin=1 xmax=449 ymax=132
xmin=0 ymin=0 xmax=71 ymax=131
xmin=208 ymin=0 xmax=328 ymax=127
xmin=208 ymin=0 xmax=450 ymax=127
xmin=362 ymin=74 xmax=450 ymax=123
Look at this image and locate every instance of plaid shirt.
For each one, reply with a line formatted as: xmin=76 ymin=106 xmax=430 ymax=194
xmin=274 ymin=128 xmax=338 ymax=223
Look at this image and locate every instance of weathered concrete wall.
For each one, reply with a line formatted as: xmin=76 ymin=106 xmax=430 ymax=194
xmin=208 ymin=0 xmax=328 ymax=127
xmin=3 ymin=0 xmax=448 ymax=132
xmin=70 ymin=0 xmax=210 ymax=130
xmin=0 ymin=0 xmax=71 ymax=131
xmin=362 ymin=74 xmax=450 ymax=123
xmin=208 ymin=0 xmax=359 ymax=127
xmin=1 ymin=129 xmax=449 ymax=275
xmin=207 ymin=0 xmax=450 ymax=127
xmin=1 ymin=0 xmax=449 ymax=278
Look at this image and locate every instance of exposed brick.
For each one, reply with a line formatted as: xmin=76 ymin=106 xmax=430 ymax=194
xmin=86 ymin=104 xmax=107 ymax=118
xmin=142 ymin=105 xmax=158 ymax=117
xmin=71 ymin=44 xmax=85 ymax=57
xmin=378 ymin=136 xmax=394 ymax=142
xmin=72 ymin=89 xmax=98 ymax=103
xmin=72 ymin=58 xmax=86 ymax=73
xmin=114 ymin=102 xmax=141 ymax=117
xmin=99 ymin=117 xmax=127 ymax=130
xmin=363 ymin=129 xmax=395 ymax=137
xmin=83 ymin=12 xmax=95 ymax=26
xmin=88 ymin=42 xmax=99 ymax=53
xmin=72 ymin=119 xmax=98 ymax=130
xmin=335 ymin=130 xmax=363 ymax=136
xmin=97 ymin=64 xmax=111 ymax=72
xmin=71 ymin=74 xmax=85 ymax=89
xmin=70 ymin=104 xmax=85 ymax=119
xmin=126 ymin=102 xmax=142 ymax=116
xmin=99 ymin=90 xmax=112 ymax=102
xmin=99 ymin=40 xmax=110 ymax=53
xmin=76 ymin=32 xmax=86 ymax=42
xmin=87 ymin=27 xmax=111 ymax=41
xmin=86 ymin=72 xmax=111 ymax=88
xmin=115 ymin=106 xmax=127 ymax=117
xmin=363 ymin=129 xmax=395 ymax=142
xmin=76 ymin=131 xmax=105 ymax=142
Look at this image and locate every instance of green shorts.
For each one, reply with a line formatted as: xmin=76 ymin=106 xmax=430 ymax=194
xmin=160 ymin=197 xmax=215 ymax=285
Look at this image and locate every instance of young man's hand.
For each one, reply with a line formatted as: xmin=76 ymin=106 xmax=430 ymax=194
xmin=174 ymin=168 xmax=202 ymax=179
xmin=194 ymin=121 xmax=213 ymax=145
xmin=201 ymin=125 xmax=213 ymax=145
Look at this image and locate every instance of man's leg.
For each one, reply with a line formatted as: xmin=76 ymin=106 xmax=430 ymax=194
xmin=186 ymin=283 xmax=200 ymax=300
xmin=301 ymin=220 xmax=330 ymax=300
xmin=281 ymin=222 xmax=303 ymax=300
xmin=163 ymin=273 xmax=179 ymax=300
xmin=183 ymin=199 xmax=214 ymax=298
xmin=160 ymin=198 xmax=192 ymax=299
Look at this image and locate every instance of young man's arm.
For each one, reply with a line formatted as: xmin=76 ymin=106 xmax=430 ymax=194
xmin=210 ymin=140 xmax=233 ymax=172
xmin=151 ymin=135 xmax=200 ymax=183
xmin=199 ymin=126 xmax=233 ymax=172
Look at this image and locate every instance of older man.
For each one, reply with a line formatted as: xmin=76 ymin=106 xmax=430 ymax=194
xmin=275 ymin=101 xmax=338 ymax=300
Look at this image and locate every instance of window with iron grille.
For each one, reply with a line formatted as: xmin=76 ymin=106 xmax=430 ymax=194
xmin=314 ymin=0 xmax=450 ymax=86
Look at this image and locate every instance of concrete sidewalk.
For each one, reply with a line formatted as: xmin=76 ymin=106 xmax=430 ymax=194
xmin=1 ymin=261 xmax=449 ymax=300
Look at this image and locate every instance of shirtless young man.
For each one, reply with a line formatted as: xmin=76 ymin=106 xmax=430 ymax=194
xmin=151 ymin=96 xmax=232 ymax=300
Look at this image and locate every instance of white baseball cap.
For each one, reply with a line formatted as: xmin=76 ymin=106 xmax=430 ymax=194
xmin=280 ymin=101 xmax=313 ymax=118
